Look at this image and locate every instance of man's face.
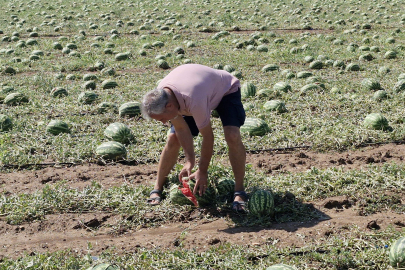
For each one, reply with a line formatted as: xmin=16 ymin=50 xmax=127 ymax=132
xmin=150 ymin=103 xmax=178 ymax=126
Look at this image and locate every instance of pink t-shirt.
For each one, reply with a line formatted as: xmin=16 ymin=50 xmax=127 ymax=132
xmin=157 ymin=64 xmax=240 ymax=129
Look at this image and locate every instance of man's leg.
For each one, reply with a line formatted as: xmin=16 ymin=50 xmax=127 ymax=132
xmin=148 ymin=132 xmax=181 ymax=204
xmin=223 ymin=126 xmax=246 ymax=205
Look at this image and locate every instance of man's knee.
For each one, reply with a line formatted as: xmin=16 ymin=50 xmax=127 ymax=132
xmin=167 ymin=132 xmax=181 ymax=148
xmin=224 ymin=126 xmax=242 ymax=145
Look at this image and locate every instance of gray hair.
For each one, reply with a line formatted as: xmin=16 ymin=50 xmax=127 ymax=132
xmin=141 ymin=88 xmax=169 ymax=119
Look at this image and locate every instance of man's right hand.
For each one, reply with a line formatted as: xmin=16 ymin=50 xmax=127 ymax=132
xmin=179 ymin=161 xmax=194 ymax=182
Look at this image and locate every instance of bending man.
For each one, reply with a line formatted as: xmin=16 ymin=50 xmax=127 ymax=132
xmin=141 ymin=64 xmax=247 ymax=211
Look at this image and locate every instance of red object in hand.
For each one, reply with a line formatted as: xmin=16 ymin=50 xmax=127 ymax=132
xmin=179 ymin=178 xmax=198 ymax=207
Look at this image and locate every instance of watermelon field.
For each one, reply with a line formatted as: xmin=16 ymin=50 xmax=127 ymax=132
xmin=1 ymin=0 xmax=405 ymax=268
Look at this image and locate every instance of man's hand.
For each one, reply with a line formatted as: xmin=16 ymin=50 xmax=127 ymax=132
xmin=189 ymin=169 xmax=208 ymax=196
xmin=179 ymin=161 xmax=194 ymax=182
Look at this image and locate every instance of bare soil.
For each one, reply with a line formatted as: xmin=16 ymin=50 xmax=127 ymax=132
xmin=1 ymin=143 xmax=405 ymax=259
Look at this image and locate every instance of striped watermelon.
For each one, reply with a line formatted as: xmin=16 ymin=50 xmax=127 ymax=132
xmin=83 ymin=74 xmax=98 ymax=81
xmin=104 ymin=122 xmax=134 ymax=144
xmin=390 ymin=236 xmax=405 ymax=268
xmin=46 ymin=120 xmax=70 ymax=135
xmin=85 ymin=263 xmax=119 ymax=270
xmin=261 ymin=64 xmax=279 ymax=72
xmin=373 ymin=90 xmax=388 ymax=101
xmin=223 ymin=65 xmax=235 ymax=73
xmin=101 ymin=79 xmax=118 ymax=89
xmin=157 ymin=59 xmax=170 ymax=69
xmin=300 ymin=83 xmax=323 ymax=95
xmin=169 ymin=184 xmax=195 ymax=206
xmin=115 ymin=52 xmax=130 ymax=61
xmin=346 ymin=63 xmax=360 ymax=71
xmin=248 ymin=189 xmax=275 ymax=217
xmin=97 ymin=102 xmax=118 ymax=114
xmin=266 ymin=264 xmax=296 ymax=270
xmin=51 ymin=87 xmax=68 ymax=97
xmin=240 ymin=117 xmax=270 ymax=136
xmin=4 ymin=92 xmax=29 ymax=105
xmin=95 ymin=141 xmax=127 ymax=160
xmin=309 ymin=60 xmax=323 ymax=69
xmin=363 ymin=113 xmax=390 ymax=130
xmin=263 ymin=100 xmax=287 ymax=113
xmin=78 ymin=91 xmax=98 ymax=104
xmin=296 ymin=71 xmax=313 ymax=79
xmin=273 ymin=82 xmax=291 ymax=93
xmin=188 ymin=179 xmax=218 ymax=207
xmin=361 ymin=78 xmax=382 ymax=91
xmin=82 ymin=80 xmax=96 ymax=90
xmin=216 ymin=178 xmax=235 ymax=202
xmin=119 ymin=102 xmax=141 ymax=117
xmin=241 ymin=82 xmax=256 ymax=98
xmin=393 ymin=80 xmax=405 ymax=93
xmin=0 ymin=114 xmax=12 ymax=132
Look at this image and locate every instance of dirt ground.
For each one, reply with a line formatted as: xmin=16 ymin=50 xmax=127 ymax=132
xmin=1 ymin=143 xmax=404 ymax=259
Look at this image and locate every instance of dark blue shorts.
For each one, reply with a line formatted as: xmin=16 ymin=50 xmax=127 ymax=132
xmin=170 ymin=89 xmax=245 ymax=136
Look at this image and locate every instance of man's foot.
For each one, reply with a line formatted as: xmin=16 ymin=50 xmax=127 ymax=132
xmin=146 ymin=189 xmax=162 ymax=206
xmin=232 ymin=191 xmax=248 ymax=213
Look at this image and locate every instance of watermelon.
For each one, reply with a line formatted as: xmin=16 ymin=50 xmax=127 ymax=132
xmin=1 ymin=86 xmax=15 ymax=94
xmin=4 ymin=92 xmax=28 ymax=105
xmin=157 ymin=59 xmax=170 ymax=69
xmin=223 ymin=65 xmax=235 ymax=73
xmin=361 ymin=78 xmax=382 ymax=91
xmin=248 ymin=189 xmax=275 ymax=217
xmin=51 ymin=87 xmax=68 ymax=97
xmin=213 ymin=64 xmax=223 ymax=70
xmin=257 ymin=88 xmax=278 ymax=98
xmin=169 ymin=184 xmax=195 ymax=206
xmin=333 ymin=60 xmax=345 ymax=69
xmin=240 ymin=117 xmax=270 ymax=136
xmin=346 ymin=63 xmax=360 ymax=71
xmin=83 ymin=74 xmax=98 ymax=81
xmin=188 ymin=179 xmax=217 ymax=207
xmin=101 ymin=79 xmax=118 ymax=89
xmin=393 ymin=80 xmax=405 ymax=93
xmin=309 ymin=60 xmax=323 ymax=69
xmin=363 ymin=113 xmax=390 ymax=130
xmin=119 ymin=102 xmax=141 ymax=117
xmin=95 ymin=141 xmax=127 ymax=160
xmin=97 ymin=102 xmax=118 ymax=114
xmin=266 ymin=264 xmax=296 ymax=270
xmin=384 ymin=50 xmax=397 ymax=59
xmin=263 ymin=100 xmax=287 ymax=113
xmin=115 ymin=52 xmax=130 ymax=61
xmin=241 ymin=82 xmax=256 ymax=98
xmin=273 ymin=82 xmax=291 ymax=93
xmin=262 ymin=64 xmax=279 ymax=72
xmin=300 ymin=83 xmax=323 ymax=95
xmin=0 ymin=114 xmax=12 ymax=132
xmin=104 ymin=122 xmax=134 ymax=144
xmin=173 ymin=47 xmax=185 ymax=54
xmin=85 ymin=263 xmax=120 ymax=270
xmin=83 ymin=80 xmax=96 ymax=90
xmin=78 ymin=91 xmax=98 ymax=104
xmin=296 ymin=71 xmax=313 ymax=79
xmin=216 ymin=178 xmax=235 ymax=202
xmin=46 ymin=120 xmax=70 ymax=135
xmin=373 ymin=90 xmax=388 ymax=101
xmin=390 ymin=236 xmax=405 ymax=268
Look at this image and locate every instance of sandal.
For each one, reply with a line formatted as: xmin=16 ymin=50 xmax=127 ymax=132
xmin=146 ymin=189 xmax=162 ymax=205
xmin=232 ymin=191 xmax=248 ymax=213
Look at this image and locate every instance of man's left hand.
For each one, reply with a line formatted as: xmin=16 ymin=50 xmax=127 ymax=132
xmin=189 ymin=169 xmax=208 ymax=196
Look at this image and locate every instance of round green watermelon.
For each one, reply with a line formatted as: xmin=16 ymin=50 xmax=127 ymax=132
xmin=169 ymin=184 xmax=195 ymax=206
xmin=0 ymin=114 xmax=12 ymax=132
xmin=4 ymin=92 xmax=29 ymax=105
xmin=363 ymin=113 xmax=390 ymax=130
xmin=104 ymin=122 xmax=134 ymax=144
xmin=248 ymin=189 xmax=275 ymax=217
xmin=263 ymin=100 xmax=287 ymax=113
xmin=266 ymin=264 xmax=296 ymax=270
xmin=119 ymin=102 xmax=141 ymax=118
xmin=79 ymin=91 xmax=98 ymax=104
xmin=95 ymin=141 xmax=127 ymax=160
xmin=241 ymin=82 xmax=256 ymax=98
xmin=46 ymin=120 xmax=70 ymax=135
xmin=390 ymin=236 xmax=405 ymax=268
xmin=85 ymin=263 xmax=120 ymax=270
xmin=240 ymin=117 xmax=270 ymax=136
xmin=97 ymin=102 xmax=118 ymax=114
xmin=216 ymin=178 xmax=235 ymax=202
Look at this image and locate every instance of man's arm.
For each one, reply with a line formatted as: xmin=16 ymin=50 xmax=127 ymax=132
xmin=190 ymin=122 xmax=214 ymax=196
xmin=170 ymin=116 xmax=195 ymax=179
